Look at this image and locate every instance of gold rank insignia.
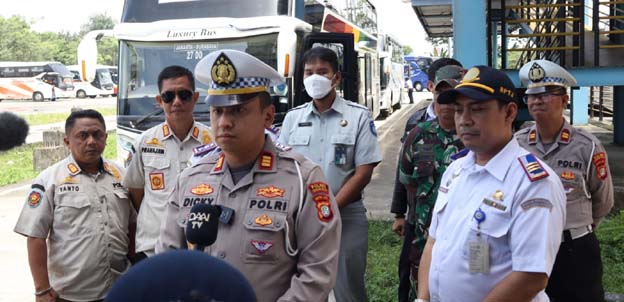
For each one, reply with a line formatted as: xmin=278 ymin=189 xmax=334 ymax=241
xmin=146 ymin=138 xmax=162 ymax=146
xmin=528 ymin=63 xmax=546 ymax=82
xmin=61 ymin=176 xmax=79 ymax=184
xmin=162 ymin=125 xmax=171 ymax=137
xmin=519 ymin=154 xmax=549 ymax=182
xmin=255 ymin=214 xmax=273 ymax=226
xmin=493 ymin=190 xmax=504 ymax=201
xmin=149 ymin=172 xmax=165 ymax=191
xmin=462 ymin=67 xmax=480 ymax=83
xmin=561 ymin=171 xmax=576 ymax=180
xmin=104 ymin=163 xmax=122 ymax=181
xmin=259 ymin=152 xmax=273 ymax=170
xmin=191 ymin=183 xmax=214 ymax=195
xmin=202 ymin=130 xmax=212 ymax=145
xmin=214 ymin=154 xmax=225 ymax=172
xmin=67 ymin=163 xmax=80 ymax=175
xmin=211 ymin=52 xmax=237 ymax=86
xmin=192 ymin=127 xmax=199 ymax=140
xmin=257 ymin=186 xmax=285 ymax=198
xmin=528 ymin=129 xmax=537 ymax=143
xmin=560 ymin=129 xmax=571 ymax=143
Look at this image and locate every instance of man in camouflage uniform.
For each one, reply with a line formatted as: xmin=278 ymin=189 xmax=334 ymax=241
xmin=391 ymin=65 xmax=465 ymax=302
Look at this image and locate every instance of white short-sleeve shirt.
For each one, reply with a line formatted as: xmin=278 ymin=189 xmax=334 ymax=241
xmin=428 ymin=139 xmax=566 ymax=302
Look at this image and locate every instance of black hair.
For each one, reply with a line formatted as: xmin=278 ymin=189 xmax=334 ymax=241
xmin=427 ymin=58 xmax=463 ymax=81
xmin=158 ymin=65 xmax=195 ymax=92
xmin=65 ymin=109 xmax=106 ymax=134
xmin=302 ymin=47 xmax=339 ymax=73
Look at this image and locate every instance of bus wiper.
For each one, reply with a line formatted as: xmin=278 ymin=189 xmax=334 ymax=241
xmin=133 ymin=108 xmax=164 ymax=128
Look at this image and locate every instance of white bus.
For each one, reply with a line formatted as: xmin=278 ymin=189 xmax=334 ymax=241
xmin=0 ymin=62 xmax=75 ymax=101
xmin=67 ymin=65 xmax=116 ymax=98
xmin=112 ymin=0 xmax=381 ymax=162
xmin=378 ymin=33 xmax=405 ymax=117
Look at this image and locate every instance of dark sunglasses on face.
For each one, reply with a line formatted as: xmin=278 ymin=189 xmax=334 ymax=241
xmin=160 ymin=89 xmax=194 ymax=103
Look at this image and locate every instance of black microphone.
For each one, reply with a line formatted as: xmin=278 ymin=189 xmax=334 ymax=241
xmin=0 ymin=112 xmax=29 ymax=151
xmin=186 ymin=203 xmax=221 ymax=251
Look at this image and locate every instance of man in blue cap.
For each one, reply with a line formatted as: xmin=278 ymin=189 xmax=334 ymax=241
xmin=156 ymin=49 xmax=341 ymax=302
xmin=415 ymin=66 xmax=566 ymax=302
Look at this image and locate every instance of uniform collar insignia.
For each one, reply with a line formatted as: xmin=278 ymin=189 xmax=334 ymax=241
xmin=202 ymin=130 xmax=212 ymax=145
xmin=211 ymin=52 xmax=237 ymax=86
xmin=212 ymin=154 xmax=226 ymax=173
xmin=559 ymin=127 xmax=571 ymax=144
xmin=518 ymin=153 xmax=549 ymax=182
xmin=67 ymin=162 xmax=81 ymax=175
xmin=258 ymin=151 xmax=274 ymax=171
xmin=528 ymin=128 xmax=537 ymax=144
xmin=162 ymin=124 xmax=171 ymax=138
xmin=192 ymin=126 xmax=200 ymax=140
xmin=103 ymin=162 xmax=122 ymax=181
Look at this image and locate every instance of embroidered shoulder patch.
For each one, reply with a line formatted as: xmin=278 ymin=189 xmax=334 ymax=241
xmin=308 ymin=182 xmax=329 ymax=195
xmin=27 ymin=184 xmax=45 ymax=208
xmin=592 ymin=152 xmax=608 ymax=180
xmin=518 ymin=154 xmax=549 ymax=182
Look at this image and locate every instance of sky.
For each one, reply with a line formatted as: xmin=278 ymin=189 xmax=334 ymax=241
xmin=0 ymin=0 xmax=430 ymax=55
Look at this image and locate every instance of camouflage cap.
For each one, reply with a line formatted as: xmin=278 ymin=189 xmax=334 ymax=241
xmin=433 ymin=65 xmax=464 ymax=92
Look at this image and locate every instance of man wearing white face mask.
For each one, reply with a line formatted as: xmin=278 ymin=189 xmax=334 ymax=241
xmin=279 ymin=47 xmax=382 ymax=302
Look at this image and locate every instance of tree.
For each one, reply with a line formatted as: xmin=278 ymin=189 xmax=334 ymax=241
xmin=403 ymin=45 xmax=413 ymax=56
xmin=0 ymin=16 xmax=40 ymax=61
xmin=80 ymin=13 xmax=116 ymax=34
xmin=427 ymin=36 xmax=451 ymax=58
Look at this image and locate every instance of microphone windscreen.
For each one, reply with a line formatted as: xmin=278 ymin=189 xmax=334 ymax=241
xmin=0 ymin=112 xmax=29 ymax=151
xmin=186 ymin=203 xmax=221 ymax=248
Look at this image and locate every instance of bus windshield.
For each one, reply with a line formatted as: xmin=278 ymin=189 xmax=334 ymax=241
xmin=122 ymin=0 xmax=291 ymax=23
xmin=117 ymin=33 xmax=278 ymax=130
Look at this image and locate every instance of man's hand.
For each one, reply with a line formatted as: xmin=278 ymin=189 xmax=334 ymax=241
xmin=36 ymin=288 xmax=58 ymax=302
xmin=392 ymin=217 xmax=405 ymax=236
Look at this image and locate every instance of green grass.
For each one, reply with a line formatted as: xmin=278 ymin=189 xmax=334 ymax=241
xmin=0 ymin=132 xmax=118 ymax=186
xmin=596 ymin=210 xmax=624 ymax=293
xmin=367 ymin=220 xmax=402 ymax=302
xmin=19 ymin=107 xmax=116 ymax=126
xmin=366 ymin=214 xmax=624 ymax=301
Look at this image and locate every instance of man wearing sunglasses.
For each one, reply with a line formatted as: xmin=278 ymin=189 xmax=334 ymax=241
xmin=515 ymin=59 xmax=614 ymax=302
xmin=157 ymin=50 xmax=341 ymax=301
xmin=123 ymin=65 xmax=212 ymax=261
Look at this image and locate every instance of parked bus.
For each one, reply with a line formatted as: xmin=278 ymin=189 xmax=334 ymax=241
xmin=404 ymin=55 xmax=433 ymax=91
xmin=110 ymin=0 xmax=381 ymax=162
xmin=378 ymin=32 xmax=404 ymax=116
xmin=67 ymin=65 xmax=116 ymax=98
xmin=0 ymin=61 xmax=75 ymax=101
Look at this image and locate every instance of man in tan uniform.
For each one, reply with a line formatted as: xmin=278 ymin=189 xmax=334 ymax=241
xmin=123 ymin=65 xmax=211 ymax=259
xmin=156 ymin=49 xmax=341 ymax=302
xmin=14 ymin=109 xmax=133 ymax=302
xmin=516 ymin=59 xmax=614 ymax=302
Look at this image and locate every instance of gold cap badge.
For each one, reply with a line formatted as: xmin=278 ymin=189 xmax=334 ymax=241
xmin=528 ymin=63 xmax=545 ymax=82
xmin=211 ymin=52 xmax=237 ymax=86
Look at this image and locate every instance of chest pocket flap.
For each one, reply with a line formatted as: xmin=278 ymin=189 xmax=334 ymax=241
xmin=288 ymin=135 xmax=310 ymax=146
xmin=471 ymin=206 xmax=512 ymax=238
xmin=331 ymin=134 xmax=355 ymax=145
xmin=143 ymin=155 xmax=170 ymax=170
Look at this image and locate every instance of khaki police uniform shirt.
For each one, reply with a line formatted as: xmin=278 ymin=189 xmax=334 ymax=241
xmin=278 ymin=96 xmax=382 ymax=196
xmin=516 ymin=120 xmax=614 ymax=228
xmin=14 ymin=155 xmax=132 ymax=301
xmin=123 ymin=121 xmax=211 ymax=253
xmin=156 ymin=138 xmax=341 ymax=302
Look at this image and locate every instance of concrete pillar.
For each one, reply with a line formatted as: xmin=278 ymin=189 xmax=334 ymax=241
xmin=452 ymin=0 xmax=488 ymax=67
xmin=33 ymin=130 xmax=68 ymax=171
xmin=571 ymin=87 xmax=589 ymax=125
xmin=614 ymin=86 xmax=624 ymax=145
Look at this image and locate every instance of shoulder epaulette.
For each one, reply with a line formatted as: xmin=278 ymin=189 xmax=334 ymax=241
xmin=345 ymin=101 xmax=369 ymax=111
xmin=518 ymin=153 xmax=549 ymax=182
xmin=287 ymin=103 xmax=308 ymax=113
xmin=193 ymin=143 xmax=219 ymax=157
xmin=450 ymin=148 xmax=469 ymax=160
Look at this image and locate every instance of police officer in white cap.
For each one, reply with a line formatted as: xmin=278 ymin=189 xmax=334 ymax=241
xmin=515 ymin=59 xmax=614 ymax=302
xmin=156 ymin=49 xmax=341 ymax=302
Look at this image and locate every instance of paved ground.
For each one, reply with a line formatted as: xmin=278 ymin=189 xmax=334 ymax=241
xmin=0 ymin=97 xmax=115 ymax=115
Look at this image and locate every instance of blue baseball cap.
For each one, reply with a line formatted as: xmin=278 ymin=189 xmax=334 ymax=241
xmin=438 ymin=65 xmax=516 ymax=104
